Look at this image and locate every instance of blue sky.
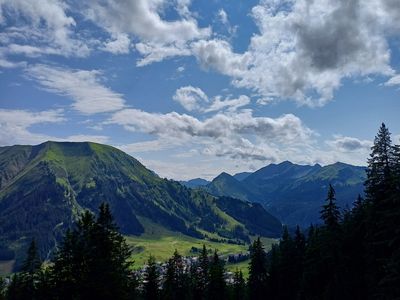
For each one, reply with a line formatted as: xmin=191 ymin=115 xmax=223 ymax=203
xmin=0 ymin=0 xmax=399 ymax=180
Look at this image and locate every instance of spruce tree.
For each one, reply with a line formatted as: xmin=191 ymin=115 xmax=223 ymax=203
xmin=163 ymin=250 xmax=187 ymax=300
xmin=144 ymin=255 xmax=160 ymax=300
xmin=320 ymin=184 xmax=341 ymax=232
xmin=365 ymin=122 xmax=394 ymax=202
xmin=51 ymin=203 xmax=134 ymax=300
xmin=192 ymin=244 xmax=210 ymax=300
xmin=208 ymin=250 xmax=226 ymax=300
xmin=248 ymin=238 xmax=268 ymax=300
xmin=364 ymin=123 xmax=398 ymax=297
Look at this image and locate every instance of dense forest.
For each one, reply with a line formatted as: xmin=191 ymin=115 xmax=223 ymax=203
xmin=0 ymin=123 xmax=399 ymax=300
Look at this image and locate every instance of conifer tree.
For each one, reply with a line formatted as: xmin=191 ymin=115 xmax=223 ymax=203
xmin=8 ymin=240 xmax=43 ymax=300
xmin=51 ymin=203 xmax=134 ymax=300
xmin=365 ymin=122 xmax=395 ymax=202
xmin=208 ymin=250 xmax=226 ymax=300
xmin=163 ymin=250 xmax=187 ymax=300
xmin=232 ymin=270 xmax=245 ymax=300
xmin=320 ymin=184 xmax=341 ymax=231
xmin=144 ymin=255 xmax=160 ymax=300
xmin=192 ymin=244 xmax=210 ymax=300
xmin=364 ymin=123 xmax=399 ymax=297
xmin=248 ymin=238 xmax=268 ymax=300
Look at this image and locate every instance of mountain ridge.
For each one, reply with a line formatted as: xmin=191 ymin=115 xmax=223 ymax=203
xmin=0 ymin=141 xmax=282 ymax=267
xmin=199 ymin=160 xmax=366 ymax=227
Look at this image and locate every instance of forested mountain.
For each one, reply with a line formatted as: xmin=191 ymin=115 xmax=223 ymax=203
xmin=180 ymin=178 xmax=210 ymax=188
xmin=0 ymin=141 xmax=281 ymax=267
xmin=1 ymin=123 xmax=399 ymax=300
xmin=203 ymin=161 xmax=366 ymax=227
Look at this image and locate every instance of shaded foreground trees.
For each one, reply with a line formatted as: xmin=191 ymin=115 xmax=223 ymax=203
xmin=2 ymin=123 xmax=399 ymax=299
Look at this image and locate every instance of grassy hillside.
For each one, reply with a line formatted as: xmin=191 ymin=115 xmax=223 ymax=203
xmin=0 ymin=141 xmax=282 ymax=270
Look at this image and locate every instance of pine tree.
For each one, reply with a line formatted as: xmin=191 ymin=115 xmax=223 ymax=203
xmin=144 ymin=255 xmax=160 ymax=300
xmin=248 ymin=238 xmax=268 ymax=300
xmin=208 ymin=250 xmax=226 ymax=300
xmin=0 ymin=277 xmax=5 ymax=300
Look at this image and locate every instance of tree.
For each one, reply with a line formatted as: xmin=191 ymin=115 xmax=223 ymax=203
xmin=192 ymin=245 xmax=210 ymax=300
xmin=208 ymin=250 xmax=226 ymax=300
xmin=144 ymin=255 xmax=160 ymax=300
xmin=6 ymin=240 xmax=43 ymax=300
xmin=163 ymin=250 xmax=188 ymax=300
xmin=364 ymin=124 xmax=399 ymax=297
xmin=232 ymin=270 xmax=246 ymax=300
xmin=51 ymin=203 xmax=134 ymax=300
xmin=365 ymin=122 xmax=395 ymax=202
xmin=248 ymin=238 xmax=268 ymax=300
xmin=320 ymin=184 xmax=341 ymax=232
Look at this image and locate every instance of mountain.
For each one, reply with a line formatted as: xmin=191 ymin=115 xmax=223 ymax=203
xmin=204 ymin=172 xmax=260 ymax=203
xmin=201 ymin=161 xmax=366 ymax=227
xmin=180 ymin=178 xmax=210 ymax=188
xmin=0 ymin=141 xmax=281 ymax=267
xmin=233 ymin=172 xmax=252 ymax=181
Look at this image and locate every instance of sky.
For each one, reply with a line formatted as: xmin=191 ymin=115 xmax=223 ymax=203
xmin=0 ymin=0 xmax=399 ymax=180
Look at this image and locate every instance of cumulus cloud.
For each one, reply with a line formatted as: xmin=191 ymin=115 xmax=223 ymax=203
xmin=84 ymin=0 xmax=210 ymax=63
xmin=107 ymin=108 xmax=313 ymax=162
xmin=327 ymin=135 xmax=372 ymax=152
xmin=180 ymin=0 xmax=399 ymax=106
xmin=26 ymin=64 xmax=125 ymax=114
xmin=85 ymin=0 xmax=210 ymax=44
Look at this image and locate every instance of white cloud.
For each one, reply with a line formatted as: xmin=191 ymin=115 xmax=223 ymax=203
xmin=189 ymin=0 xmax=398 ymax=106
xmin=85 ymin=0 xmax=210 ymax=44
xmin=173 ymin=86 xmax=250 ymax=113
xmin=0 ymin=109 xmax=65 ymax=145
xmin=205 ymin=95 xmax=250 ymax=113
xmin=83 ymin=0 xmax=210 ymax=64
xmin=118 ymin=138 xmax=182 ymax=153
xmin=384 ymin=74 xmax=400 ymax=87
xmin=0 ymin=109 xmax=110 ymax=146
xmin=107 ymin=108 xmax=314 ymax=164
xmin=135 ymin=41 xmax=192 ymax=66
xmin=0 ymin=0 xmax=89 ymax=59
xmin=64 ymin=135 xmax=109 ymax=144
xmin=191 ymin=39 xmax=250 ymax=77
xmin=218 ymin=9 xmax=228 ymax=25
xmin=26 ymin=64 xmax=125 ymax=114
xmin=327 ymin=135 xmax=372 ymax=152
xmin=173 ymin=86 xmax=209 ymax=111
xmin=102 ymin=33 xmax=131 ymax=54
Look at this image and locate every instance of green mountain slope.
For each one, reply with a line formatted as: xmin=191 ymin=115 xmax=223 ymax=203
xmin=205 ymin=172 xmax=261 ymax=202
xmin=202 ymin=161 xmax=366 ymax=227
xmin=0 ymin=141 xmax=282 ymax=267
